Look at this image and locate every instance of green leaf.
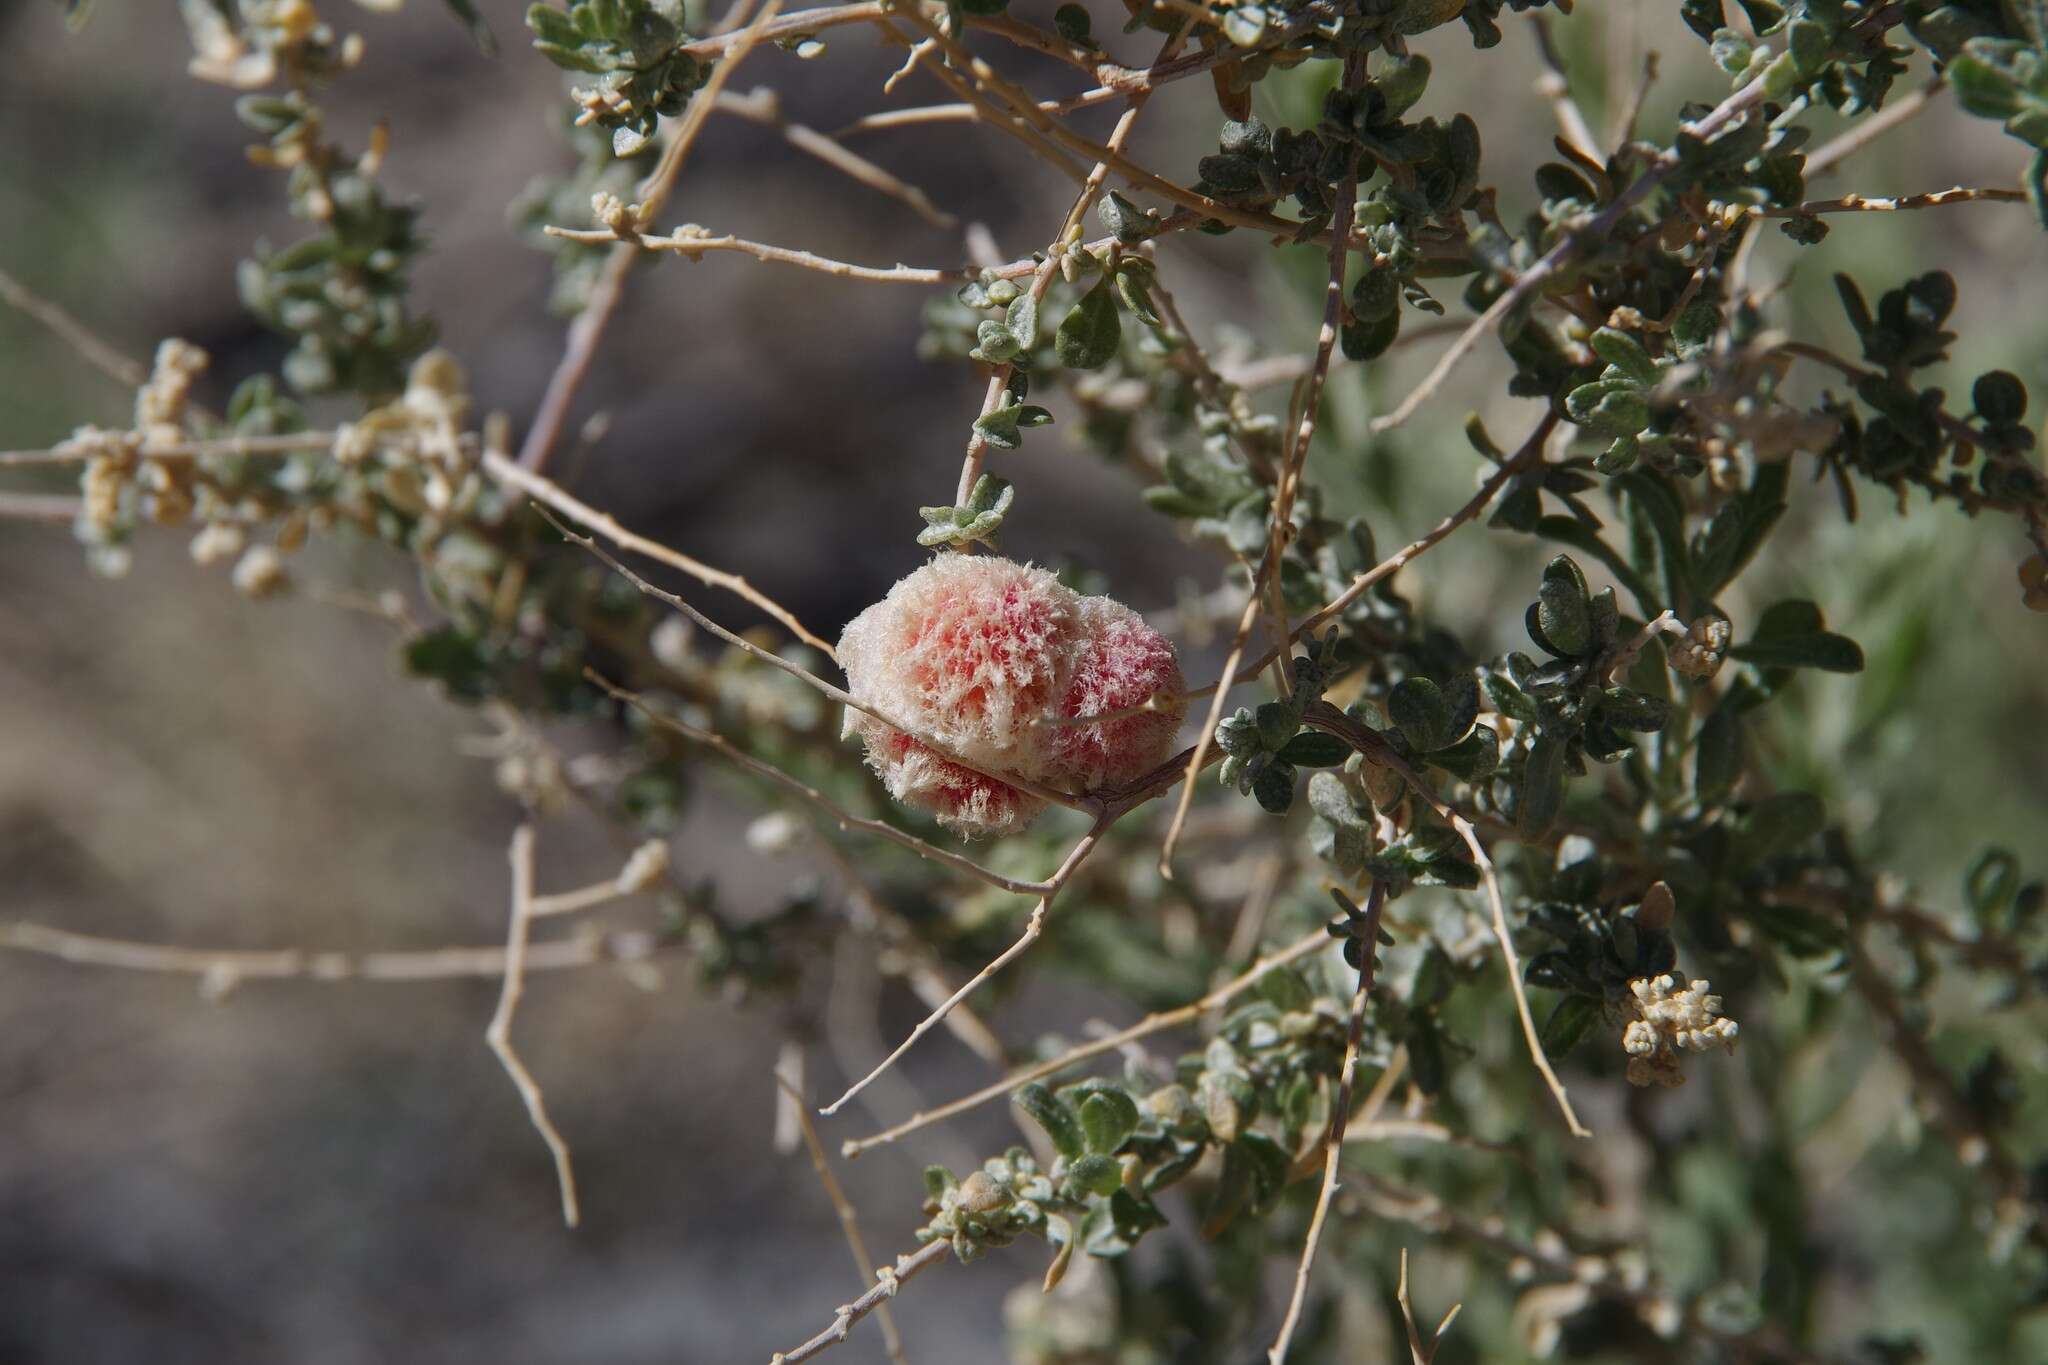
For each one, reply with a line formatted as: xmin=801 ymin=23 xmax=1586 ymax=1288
xmin=1079 ymin=1089 xmax=1140 ymax=1154
xmin=1540 ymin=994 xmax=1602 ymax=1055
xmin=1056 ymin=276 xmax=1122 ymax=369
xmin=1694 ymin=706 xmax=1744 ymax=805
xmin=1066 ymin=1153 xmax=1123 ymax=1196
xmin=1974 ymin=371 xmax=2028 ymax=426
xmin=1532 ymin=519 xmax=1661 ymax=617
xmin=1277 ymin=731 xmax=1351 ymax=767
xmin=1731 ymin=600 xmax=1865 ymax=673
xmin=1255 ymin=965 xmax=1315 ymax=1011
xmin=1536 ymin=558 xmax=1594 ymax=657
xmin=1014 ymin=1083 xmax=1084 ymax=1158
xmin=1431 ymin=723 xmax=1500 ymax=781
xmin=1251 ymin=759 xmax=1297 ymax=813
xmin=1965 ymin=848 xmax=2021 ymax=919
xmin=1391 ymin=676 xmax=1457 ymax=751
xmin=1590 ymin=327 xmax=1660 ymax=386
xmin=1053 ymin=2 xmax=1094 ymax=45
xmin=1518 ymin=732 xmax=1567 ymax=837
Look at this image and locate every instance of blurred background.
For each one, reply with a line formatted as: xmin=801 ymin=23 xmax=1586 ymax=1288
xmin=3 ymin=0 xmax=2045 ymax=1361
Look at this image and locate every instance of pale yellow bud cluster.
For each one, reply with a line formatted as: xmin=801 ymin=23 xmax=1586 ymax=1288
xmin=1669 ymin=615 xmax=1732 ymax=681
xmin=1622 ymin=974 xmax=1739 ymax=1088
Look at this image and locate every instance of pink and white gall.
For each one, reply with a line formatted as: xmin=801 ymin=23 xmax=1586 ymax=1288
xmin=836 ymin=555 xmax=1187 ymax=837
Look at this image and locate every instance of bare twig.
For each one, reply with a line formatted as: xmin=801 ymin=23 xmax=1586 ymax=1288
xmin=0 ymin=491 xmax=85 ymax=523
xmin=484 ymin=447 xmax=837 ymax=658
xmin=592 ymin=671 xmax=1059 ymax=896
xmin=1395 ymin=1248 xmax=1464 ymax=1365
xmin=775 ymin=1068 xmax=910 ymax=1365
xmin=1805 ymin=78 xmax=1942 ymax=177
xmin=1369 ymin=12 xmax=1906 ymax=435
xmin=841 ymin=925 xmax=1330 ymax=1158
xmin=545 ymin=224 xmax=968 ymax=283
xmin=716 ymin=86 xmax=954 ymax=227
xmin=488 ymin=824 xmax=581 ymax=1227
xmin=1529 ymin=15 xmax=1600 ymax=160
xmin=948 ymin=21 xmax=1193 ymax=509
xmin=0 ymin=920 xmax=668 ymax=990
xmin=770 ymin=1239 xmax=950 ymax=1365
xmin=1159 ymin=53 xmax=1365 ymax=876
xmin=517 ymin=0 xmax=783 ymax=472
xmin=0 ymin=263 xmax=149 ymax=391
xmin=542 ymin=506 xmax=1087 ymax=813
xmin=0 ymin=431 xmax=336 ymax=466
xmin=1302 ymin=702 xmax=1588 ymax=1137
xmin=1269 ymin=881 xmax=1385 ymax=1365
xmin=819 ymin=820 xmax=1107 ymax=1116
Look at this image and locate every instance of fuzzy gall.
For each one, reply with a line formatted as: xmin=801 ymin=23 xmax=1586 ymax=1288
xmin=837 ymin=555 xmax=1186 ymax=837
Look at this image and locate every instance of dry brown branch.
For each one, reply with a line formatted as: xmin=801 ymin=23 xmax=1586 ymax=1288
xmin=1746 ymin=185 xmax=2027 ymax=217
xmin=517 ymin=0 xmax=783 ymax=473
xmin=1158 ymin=53 xmax=1366 ymax=875
xmin=819 ymin=818 xmax=1107 ymax=1116
xmin=0 ymin=431 xmax=336 ymax=466
xmin=841 ymin=924 xmax=1328 ymax=1158
xmin=715 ymin=86 xmax=954 ymax=227
xmin=592 ymin=671 xmax=1059 ymax=896
xmin=0 ymin=491 xmax=85 ymax=523
xmin=774 ymin=1068 xmax=911 ymax=1365
xmin=1529 ymin=14 xmax=1600 ymax=159
xmin=542 ymin=505 xmax=1088 ymax=813
xmin=487 ymin=823 xmax=582 ymax=1227
xmin=544 ymin=224 xmax=971 ymax=283
xmin=1302 ymin=701 xmax=1589 ymax=1137
xmin=1267 ymin=882 xmax=1384 ymax=1365
xmin=1806 ymin=77 xmax=1942 ymax=177
xmin=484 ymin=447 xmax=838 ymax=658
xmin=770 ymin=1238 xmax=951 ymax=1364
xmin=0 ymin=263 xmax=150 ymax=391
xmin=0 ymin=920 xmax=667 ymax=990
xmin=1395 ymin=1247 xmax=1463 ymax=1365
xmin=1368 ymin=10 xmax=1906 ymax=435
xmin=948 ymin=22 xmax=1192 ymax=508
xmin=809 ymin=831 xmax=1009 ymax=1065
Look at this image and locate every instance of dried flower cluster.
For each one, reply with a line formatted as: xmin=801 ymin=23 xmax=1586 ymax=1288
xmin=1621 ymin=974 xmax=1740 ymax=1088
xmin=837 ymin=555 xmax=1185 ymax=835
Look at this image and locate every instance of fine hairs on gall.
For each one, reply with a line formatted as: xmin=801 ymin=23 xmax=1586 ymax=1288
xmin=837 ymin=555 xmax=1188 ymax=836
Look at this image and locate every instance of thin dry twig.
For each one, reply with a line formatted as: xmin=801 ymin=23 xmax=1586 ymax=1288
xmin=1395 ymin=1247 xmax=1464 ymax=1365
xmin=0 ymin=263 xmax=150 ymax=391
xmin=0 ymin=491 xmax=85 ymax=523
xmin=841 ymin=925 xmax=1330 ymax=1158
xmin=1158 ymin=53 xmax=1365 ymax=877
xmin=775 ymin=1068 xmax=911 ymax=1365
xmin=1529 ymin=14 xmax=1600 ymax=160
xmin=544 ymin=225 xmax=971 ymax=284
xmin=948 ymin=21 xmax=1193 ymax=510
xmin=819 ymin=819 xmax=1108 ymax=1116
xmin=0 ymin=920 xmax=666 ymax=989
xmin=1805 ymin=77 xmax=1942 ymax=177
xmin=540 ymin=503 xmax=1087 ymax=813
xmin=1302 ymin=702 xmax=1589 ymax=1137
xmin=716 ymin=86 xmax=954 ymax=227
xmin=485 ymin=447 xmax=838 ymax=658
xmin=0 ymin=431 xmax=336 ymax=466
xmin=1268 ymin=881 xmax=1386 ymax=1365
xmin=488 ymin=823 xmax=582 ymax=1227
xmin=517 ymin=0 xmax=783 ymax=473
xmin=592 ymin=671 xmax=1058 ymax=896
xmin=770 ymin=1239 xmax=950 ymax=1365
xmin=1369 ymin=11 xmax=1904 ymax=435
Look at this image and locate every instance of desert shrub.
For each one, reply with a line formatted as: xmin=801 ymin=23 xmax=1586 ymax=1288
xmin=4 ymin=0 xmax=2047 ymax=1360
